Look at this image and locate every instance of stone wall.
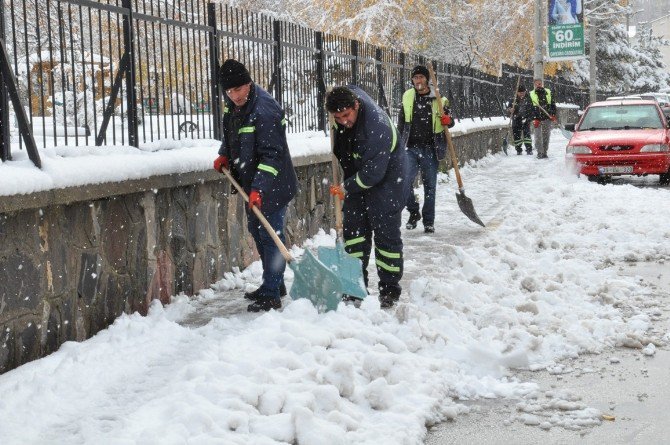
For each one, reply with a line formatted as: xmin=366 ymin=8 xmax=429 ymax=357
xmin=0 ymin=126 xmax=504 ymax=373
xmin=556 ymin=104 xmax=581 ymax=127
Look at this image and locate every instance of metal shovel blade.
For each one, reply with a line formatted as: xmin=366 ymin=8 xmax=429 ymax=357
xmin=317 ymin=240 xmax=367 ymax=300
xmin=456 ymin=190 xmax=485 ymax=227
xmin=559 ymin=127 xmax=574 ymax=140
xmin=289 ymin=249 xmax=345 ymax=312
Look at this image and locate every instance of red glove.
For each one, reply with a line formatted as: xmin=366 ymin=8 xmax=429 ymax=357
xmin=213 ymin=155 xmax=229 ymax=172
xmin=550 ymin=115 xmax=557 ymax=122
xmin=329 ymin=184 xmax=345 ymax=200
xmin=440 ymin=115 xmax=452 ymax=126
xmin=533 ymin=119 xmax=541 ymax=128
xmin=248 ymin=190 xmax=262 ymax=210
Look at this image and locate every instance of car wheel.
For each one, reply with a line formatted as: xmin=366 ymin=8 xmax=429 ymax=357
xmin=587 ymin=175 xmax=599 ymax=182
xmin=660 ymin=171 xmax=670 ymax=185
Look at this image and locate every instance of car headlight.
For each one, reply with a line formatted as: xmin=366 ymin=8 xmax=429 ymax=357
xmin=566 ymin=145 xmax=592 ymax=154
xmin=640 ymin=144 xmax=670 ymax=152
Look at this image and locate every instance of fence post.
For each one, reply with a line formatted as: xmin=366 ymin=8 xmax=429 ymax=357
xmin=121 ymin=0 xmax=138 ymax=147
xmin=375 ymin=48 xmax=388 ymax=113
xmin=350 ymin=40 xmax=358 ymax=85
xmin=445 ymin=63 xmax=452 ymax=103
xmin=315 ymin=31 xmax=326 ymax=132
xmin=207 ymin=2 xmax=221 ymax=140
xmin=0 ymin=0 xmax=9 ymax=161
xmin=272 ymin=20 xmax=283 ymax=105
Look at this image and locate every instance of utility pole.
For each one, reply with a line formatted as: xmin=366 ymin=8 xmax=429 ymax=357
xmin=626 ymin=0 xmax=632 ymax=45
xmin=589 ymin=17 xmax=597 ymax=103
xmin=534 ymin=0 xmax=544 ymax=81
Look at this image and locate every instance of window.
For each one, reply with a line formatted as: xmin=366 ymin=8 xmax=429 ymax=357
xmin=579 ymin=104 xmax=663 ymax=130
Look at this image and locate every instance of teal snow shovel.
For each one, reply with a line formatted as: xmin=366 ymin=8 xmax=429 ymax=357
xmin=316 ymin=147 xmax=367 ymax=303
xmin=220 ymin=167 xmax=343 ymax=312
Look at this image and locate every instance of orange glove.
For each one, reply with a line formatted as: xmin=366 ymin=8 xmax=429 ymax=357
xmin=440 ymin=114 xmax=452 ymax=126
xmin=550 ymin=115 xmax=557 ymax=122
xmin=213 ymin=155 xmax=229 ymax=172
xmin=248 ymin=190 xmax=262 ymax=210
xmin=533 ymin=119 xmax=541 ymax=128
xmin=329 ymin=184 xmax=345 ymax=200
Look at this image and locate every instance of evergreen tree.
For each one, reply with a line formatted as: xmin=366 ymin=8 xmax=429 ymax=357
xmin=563 ymin=0 xmax=670 ymax=92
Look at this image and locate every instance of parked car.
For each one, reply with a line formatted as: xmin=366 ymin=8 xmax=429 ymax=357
xmin=565 ymin=99 xmax=670 ymax=184
xmin=639 ymin=93 xmax=670 ymax=115
xmin=605 ymin=95 xmax=642 ymax=101
xmin=605 ymin=94 xmax=670 ymax=115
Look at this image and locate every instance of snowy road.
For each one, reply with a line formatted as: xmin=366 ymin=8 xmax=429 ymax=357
xmin=0 ymin=130 xmax=669 ymax=444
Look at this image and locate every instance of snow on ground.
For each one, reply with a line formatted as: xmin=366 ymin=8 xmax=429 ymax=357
xmin=0 ymin=128 xmax=669 ymax=444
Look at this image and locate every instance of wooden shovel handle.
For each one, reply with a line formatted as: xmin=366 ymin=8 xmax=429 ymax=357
xmin=507 ymin=74 xmax=522 ymax=128
xmin=427 ymin=63 xmax=464 ymax=191
xmin=220 ymin=167 xmax=293 ymax=263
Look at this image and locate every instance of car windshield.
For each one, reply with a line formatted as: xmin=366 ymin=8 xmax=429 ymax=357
xmin=579 ymin=104 xmax=663 ymax=130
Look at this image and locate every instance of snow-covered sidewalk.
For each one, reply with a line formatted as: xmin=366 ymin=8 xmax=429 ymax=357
xmin=0 ymin=130 xmax=669 ymax=444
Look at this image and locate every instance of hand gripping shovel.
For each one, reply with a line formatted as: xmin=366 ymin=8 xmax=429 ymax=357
xmin=427 ymin=64 xmax=485 ymax=227
xmin=220 ymin=167 xmax=343 ymax=312
xmin=316 ymin=118 xmax=367 ymax=302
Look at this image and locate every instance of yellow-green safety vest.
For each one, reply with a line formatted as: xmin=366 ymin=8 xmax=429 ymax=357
xmin=402 ymin=89 xmax=449 ymax=133
xmin=529 ymin=89 xmax=553 ymax=106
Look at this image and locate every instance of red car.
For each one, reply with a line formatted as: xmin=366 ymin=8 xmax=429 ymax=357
xmin=565 ymin=99 xmax=670 ymax=184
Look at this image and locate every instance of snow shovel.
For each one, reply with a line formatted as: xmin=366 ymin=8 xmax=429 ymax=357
xmin=219 ymin=167 xmax=344 ymax=312
xmin=316 ymin=119 xmax=367 ymax=302
xmin=427 ymin=64 xmax=486 ymax=228
xmin=503 ymin=74 xmax=522 ymax=155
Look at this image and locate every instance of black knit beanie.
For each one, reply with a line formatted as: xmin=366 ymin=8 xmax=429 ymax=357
xmin=411 ymin=65 xmax=429 ymax=79
xmin=219 ymin=59 xmax=252 ymax=89
xmin=517 ymin=85 xmax=526 ymax=92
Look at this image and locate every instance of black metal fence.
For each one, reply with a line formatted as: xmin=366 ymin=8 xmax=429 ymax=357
xmin=0 ymin=0 xmax=595 ymax=166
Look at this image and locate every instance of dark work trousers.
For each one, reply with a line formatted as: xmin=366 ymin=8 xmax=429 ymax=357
xmin=512 ymin=120 xmax=533 ymax=154
xmin=405 ymin=143 xmax=438 ymax=226
xmin=246 ymin=206 xmax=287 ymax=300
xmin=342 ymin=193 xmax=403 ymax=298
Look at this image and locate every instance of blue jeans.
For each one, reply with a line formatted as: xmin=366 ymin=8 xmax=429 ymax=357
xmin=246 ymin=206 xmax=287 ymax=299
xmin=405 ymin=144 xmax=438 ymax=226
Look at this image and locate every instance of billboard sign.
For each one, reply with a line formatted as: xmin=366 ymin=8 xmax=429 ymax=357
xmin=547 ymin=0 xmax=585 ymax=61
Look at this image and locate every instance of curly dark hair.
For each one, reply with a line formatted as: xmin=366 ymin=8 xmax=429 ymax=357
xmin=325 ymin=87 xmax=358 ymax=113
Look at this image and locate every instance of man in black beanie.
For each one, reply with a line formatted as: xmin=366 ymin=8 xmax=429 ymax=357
xmin=398 ymin=65 xmax=454 ymax=234
xmin=506 ymin=84 xmax=533 ymax=155
xmin=213 ymin=59 xmax=298 ymax=312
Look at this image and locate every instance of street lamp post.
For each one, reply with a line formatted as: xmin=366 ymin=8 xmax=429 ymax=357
xmin=534 ymin=0 xmax=545 ymax=81
xmin=589 ymin=19 xmax=597 ymax=103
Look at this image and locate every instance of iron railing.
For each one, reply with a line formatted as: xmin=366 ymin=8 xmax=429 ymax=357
xmin=0 ymin=0 xmax=596 ymax=166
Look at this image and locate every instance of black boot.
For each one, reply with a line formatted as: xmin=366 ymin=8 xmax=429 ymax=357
xmin=247 ymin=298 xmax=281 ymax=312
xmin=245 ymin=283 xmax=286 ymax=300
xmin=405 ymin=211 xmax=421 ymax=230
xmin=379 ymin=285 xmax=401 ymax=308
